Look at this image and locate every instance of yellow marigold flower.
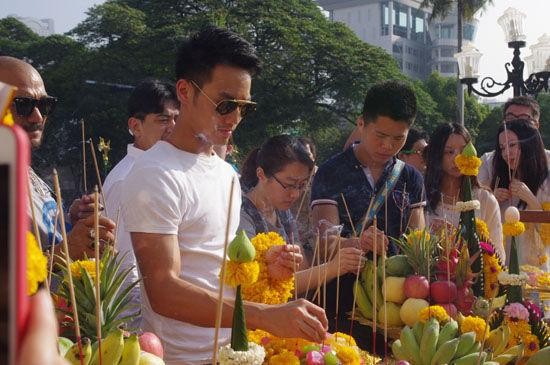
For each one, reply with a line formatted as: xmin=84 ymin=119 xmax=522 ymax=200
xmin=69 ymin=259 xmax=101 ymax=281
xmin=327 ymin=332 xmax=357 ymax=347
xmin=461 ymin=315 xmax=489 ymax=342
xmin=419 ymin=305 xmax=449 ymax=323
xmin=242 ymin=232 xmax=294 ymax=304
xmin=225 ymin=260 xmax=259 ymax=287
xmin=503 ymin=221 xmax=526 ymax=236
xmin=406 ymin=229 xmax=430 ymax=245
xmin=523 ymin=334 xmax=540 ymax=357
xmin=268 ymin=350 xmax=300 ymax=365
xmin=454 ymin=154 xmax=482 ymax=176
xmin=483 ymin=253 xmax=502 ymax=299
xmin=27 ymin=232 xmax=47 ymax=295
xmin=505 ymin=318 xmax=531 ymax=347
xmin=248 ymin=329 xmax=271 ymax=345
xmin=337 ymin=346 xmax=361 ymax=365
xmin=476 ymin=218 xmax=490 ymax=241
xmin=537 ymin=273 xmax=550 ymax=287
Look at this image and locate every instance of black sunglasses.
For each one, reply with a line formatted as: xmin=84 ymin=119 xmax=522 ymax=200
xmin=190 ymin=80 xmax=256 ymax=118
xmin=12 ymin=96 xmax=58 ymax=117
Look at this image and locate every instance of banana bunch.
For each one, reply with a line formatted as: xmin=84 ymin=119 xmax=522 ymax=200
xmin=392 ymin=318 xmax=490 ymax=365
xmin=484 ymin=325 xmax=524 ymax=365
xmin=355 ymin=259 xmax=384 ymax=320
xmin=62 ymin=330 xmax=165 ymax=365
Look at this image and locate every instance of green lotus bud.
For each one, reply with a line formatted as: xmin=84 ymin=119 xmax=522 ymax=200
xmin=227 ymin=230 xmax=256 ymax=262
xmin=462 ymin=141 xmax=477 ymax=157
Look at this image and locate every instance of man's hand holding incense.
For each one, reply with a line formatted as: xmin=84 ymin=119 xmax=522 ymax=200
xmin=360 ymin=225 xmax=388 ymax=255
xmin=68 ymin=193 xmax=103 ymax=225
xmin=64 ymin=214 xmax=116 ymax=259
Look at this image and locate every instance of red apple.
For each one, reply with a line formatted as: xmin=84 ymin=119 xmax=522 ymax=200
xmin=430 ymin=281 xmax=457 ymax=303
xmin=440 ymin=303 xmax=458 ymax=318
xmin=139 ymin=332 xmax=164 ymax=359
xmin=404 ymin=275 xmax=430 ymax=299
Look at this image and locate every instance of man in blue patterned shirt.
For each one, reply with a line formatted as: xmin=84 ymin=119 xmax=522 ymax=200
xmin=311 ymin=80 xmax=426 ymax=353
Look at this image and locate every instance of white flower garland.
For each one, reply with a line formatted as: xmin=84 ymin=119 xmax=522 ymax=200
xmin=453 ymin=200 xmax=480 ymax=212
xmin=497 ymin=271 xmax=529 ymax=286
xmin=218 ymin=342 xmax=266 ymax=365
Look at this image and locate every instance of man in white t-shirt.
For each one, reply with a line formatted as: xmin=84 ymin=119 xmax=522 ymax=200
xmin=103 ymin=79 xmax=179 ymax=329
xmin=478 ymin=96 xmax=549 ymax=192
xmin=121 ymin=27 xmax=327 ymax=364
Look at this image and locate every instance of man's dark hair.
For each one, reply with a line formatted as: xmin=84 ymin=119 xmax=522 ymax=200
xmin=362 ymin=80 xmax=417 ymax=125
xmin=175 ymin=26 xmax=261 ymax=86
xmin=128 ymin=78 xmax=178 ymax=119
xmin=400 ymin=128 xmax=428 ymax=152
xmin=298 ymin=136 xmax=317 ymax=161
xmin=503 ymin=95 xmax=540 ymax=121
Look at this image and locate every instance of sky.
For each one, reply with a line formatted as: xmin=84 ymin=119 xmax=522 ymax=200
xmin=1 ymin=0 xmax=548 ymax=101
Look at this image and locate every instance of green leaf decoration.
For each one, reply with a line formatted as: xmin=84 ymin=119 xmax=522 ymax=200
xmin=230 ymin=285 xmax=249 ymax=351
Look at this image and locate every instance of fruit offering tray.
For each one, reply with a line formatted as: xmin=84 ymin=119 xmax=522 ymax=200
xmin=348 ymin=310 xmax=402 ymax=340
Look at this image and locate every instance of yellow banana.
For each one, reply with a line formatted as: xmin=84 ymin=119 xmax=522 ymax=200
xmin=452 ymin=351 xmax=486 ymax=365
xmin=500 ymin=343 xmax=524 ymax=357
xmin=486 ymin=326 xmax=504 ymax=353
xmin=420 ymin=318 xmax=439 ymax=365
xmin=119 ymin=334 xmax=141 ymax=365
xmin=492 ymin=353 xmax=519 ymax=365
xmin=354 ymin=280 xmax=373 ymax=319
xmin=64 ymin=338 xmax=92 ymax=365
xmin=90 ymin=328 xmax=125 ymax=365
xmin=139 ymin=351 xmax=165 ymax=365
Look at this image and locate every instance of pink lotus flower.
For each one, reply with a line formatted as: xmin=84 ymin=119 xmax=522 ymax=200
xmin=503 ymin=303 xmax=530 ymax=321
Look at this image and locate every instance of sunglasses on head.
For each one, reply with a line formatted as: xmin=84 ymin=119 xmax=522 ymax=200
xmin=190 ymin=80 xmax=256 ymax=118
xmin=13 ymin=96 xmax=58 ymax=117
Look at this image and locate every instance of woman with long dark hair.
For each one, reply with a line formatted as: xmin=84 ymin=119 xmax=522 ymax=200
xmin=424 ymin=123 xmax=505 ymax=260
xmin=239 ymin=134 xmax=364 ymax=288
xmin=489 ymin=119 xmax=550 ymax=268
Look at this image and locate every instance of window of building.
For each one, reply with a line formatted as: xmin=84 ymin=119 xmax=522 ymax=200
xmin=441 ymin=62 xmax=456 ymax=73
xmin=411 ymin=9 xmax=425 ymax=43
xmin=440 ymin=25 xmax=453 ymax=39
xmin=463 ymin=24 xmax=475 ymax=41
xmin=440 ymin=47 xmax=455 ymax=57
xmin=393 ymin=3 xmax=408 ymax=38
xmin=381 ymin=2 xmax=389 ymax=36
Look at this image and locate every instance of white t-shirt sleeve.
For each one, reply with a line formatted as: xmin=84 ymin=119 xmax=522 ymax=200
xmin=122 ymin=166 xmax=182 ymax=235
xmin=478 ymin=151 xmax=494 ymax=188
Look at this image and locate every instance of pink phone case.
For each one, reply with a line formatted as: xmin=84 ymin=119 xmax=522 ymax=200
xmin=1 ymin=124 xmax=31 ymax=351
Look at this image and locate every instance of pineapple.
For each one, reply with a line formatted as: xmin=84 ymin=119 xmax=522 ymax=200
xmin=54 ymin=249 xmax=140 ymax=340
xmin=393 ymin=229 xmax=440 ymax=278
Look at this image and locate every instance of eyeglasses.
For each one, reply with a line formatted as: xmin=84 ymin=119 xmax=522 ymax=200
xmin=400 ymin=149 xmax=424 ymax=156
xmin=190 ymin=80 xmax=256 ymax=118
xmin=12 ymin=96 xmax=58 ymax=117
xmin=271 ymin=174 xmax=308 ymax=192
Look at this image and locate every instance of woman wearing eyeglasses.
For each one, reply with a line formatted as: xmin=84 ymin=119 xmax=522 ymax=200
xmin=239 ymin=134 xmax=364 ymax=289
xmin=489 ymin=119 xmax=550 ymax=269
xmin=424 ymin=123 xmax=505 ymax=261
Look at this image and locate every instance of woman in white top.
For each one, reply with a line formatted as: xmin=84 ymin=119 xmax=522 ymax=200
xmin=489 ymin=119 xmax=550 ymax=270
xmin=424 ymin=123 xmax=505 ymax=261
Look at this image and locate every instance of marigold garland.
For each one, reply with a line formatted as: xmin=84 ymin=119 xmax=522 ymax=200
xmin=505 ymin=318 xmax=531 ymax=347
xmin=503 ymin=221 xmax=526 ymax=236
xmin=27 ymin=232 xmax=47 ymax=295
xmin=241 ymin=232 xmax=294 ymax=304
xmin=454 ymin=154 xmax=482 ymax=176
xmin=419 ymin=305 xmax=449 ymax=323
xmin=476 ymin=218 xmax=490 ymax=241
xmin=460 ymin=315 xmax=489 ymax=342
xmin=268 ymin=350 xmax=299 ymax=365
xmin=225 ymin=261 xmax=260 ymax=288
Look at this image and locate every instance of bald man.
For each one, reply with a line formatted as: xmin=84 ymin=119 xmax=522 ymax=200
xmin=0 ymin=56 xmax=115 ymax=258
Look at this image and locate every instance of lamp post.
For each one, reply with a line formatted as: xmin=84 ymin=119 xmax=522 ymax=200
xmin=454 ymin=7 xmax=550 ymax=98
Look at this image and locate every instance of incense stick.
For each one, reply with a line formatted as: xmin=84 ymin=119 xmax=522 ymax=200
xmin=112 ymin=207 xmax=121 ymax=252
xmin=47 ymin=208 xmax=59 ymax=290
xmin=93 ymin=186 xmax=103 ymax=365
xmin=212 ymin=177 xmax=236 ymax=365
xmin=89 ymin=138 xmax=108 ymax=217
xmin=289 ymin=231 xmax=298 ymax=299
xmin=341 ymin=193 xmax=357 ymax=238
xmin=81 ymin=120 xmax=87 ymax=193
xmin=334 ymin=235 xmax=342 ymax=337
xmin=53 ymin=169 xmax=84 ymax=365
xmin=304 ymin=229 xmax=320 ymax=300
xmin=317 ymin=232 xmax=321 ymax=306
xmin=383 ymin=183 xmax=388 ymax=360
xmin=323 ymin=230 xmax=328 ymax=311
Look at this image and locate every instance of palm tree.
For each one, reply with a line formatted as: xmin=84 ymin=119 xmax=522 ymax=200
xmin=421 ymin=0 xmax=494 ymax=124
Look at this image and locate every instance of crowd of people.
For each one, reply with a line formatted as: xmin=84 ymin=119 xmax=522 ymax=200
xmin=2 ymin=25 xmax=549 ymax=364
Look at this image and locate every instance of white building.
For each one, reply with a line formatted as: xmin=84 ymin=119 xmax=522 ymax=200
xmin=317 ymin=0 xmax=477 ymax=80
xmin=9 ymin=15 xmax=55 ymax=36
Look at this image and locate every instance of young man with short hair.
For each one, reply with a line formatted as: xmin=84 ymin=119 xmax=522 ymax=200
xmin=121 ymin=27 xmax=327 ymax=364
xmin=311 ymin=80 xmax=426 ymax=353
xmin=103 ymin=78 xmax=179 ymax=328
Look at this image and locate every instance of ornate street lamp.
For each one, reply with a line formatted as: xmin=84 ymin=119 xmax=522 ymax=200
xmin=454 ymin=7 xmax=550 ymax=98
